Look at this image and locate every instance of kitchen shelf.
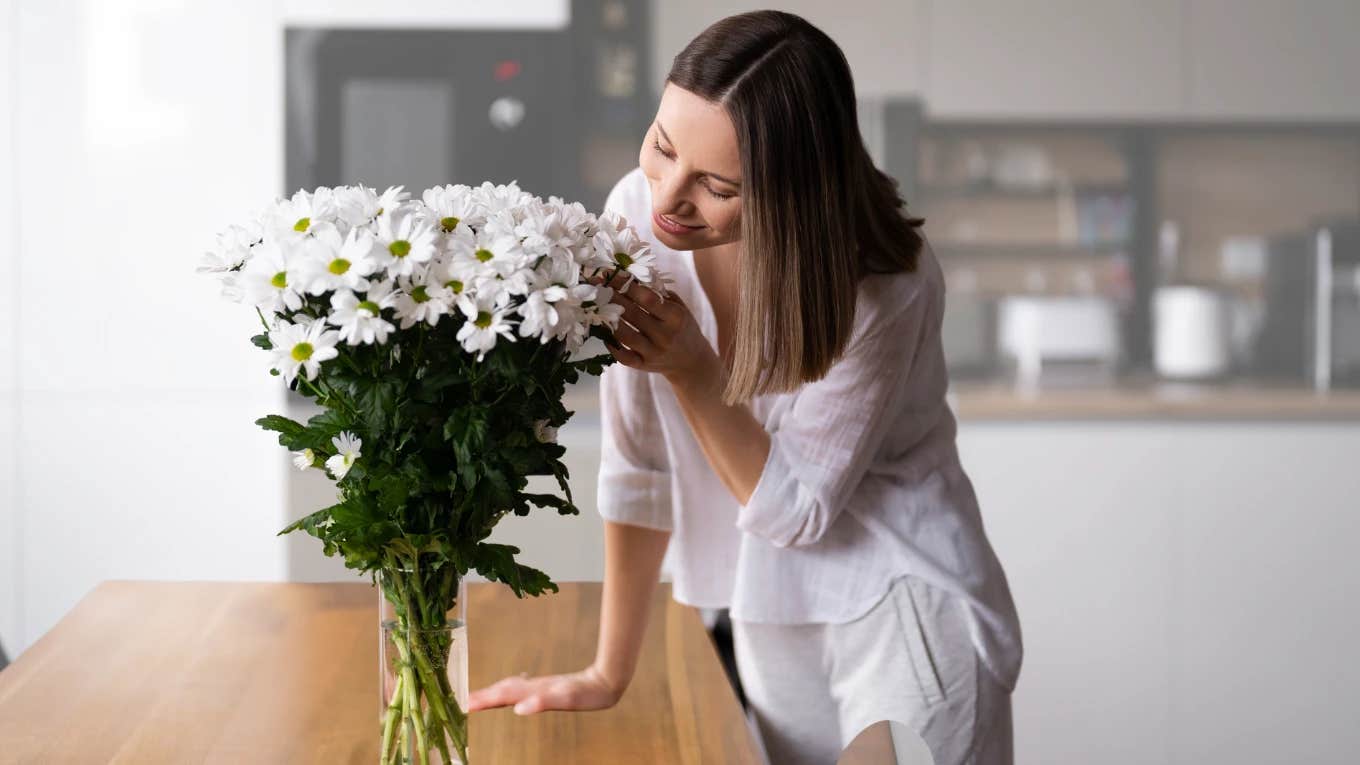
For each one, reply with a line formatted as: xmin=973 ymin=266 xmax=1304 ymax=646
xmin=930 ymin=241 xmax=1129 ymax=259
xmin=917 ymin=181 xmax=1129 ymax=200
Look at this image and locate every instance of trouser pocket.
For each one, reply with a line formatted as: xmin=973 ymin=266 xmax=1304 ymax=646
xmin=891 ymin=575 xmax=949 ymax=707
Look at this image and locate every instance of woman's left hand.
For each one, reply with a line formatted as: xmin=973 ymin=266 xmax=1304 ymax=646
xmin=590 ymin=270 xmax=719 ymax=390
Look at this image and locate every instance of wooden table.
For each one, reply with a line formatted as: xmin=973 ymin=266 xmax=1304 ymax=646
xmin=0 ymin=581 xmax=761 ymax=764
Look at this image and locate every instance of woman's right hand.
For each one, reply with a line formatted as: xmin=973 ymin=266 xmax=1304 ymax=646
xmin=466 ymin=663 xmax=624 ymax=715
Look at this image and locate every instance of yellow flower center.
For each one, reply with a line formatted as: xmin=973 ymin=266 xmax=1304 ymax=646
xmin=291 ymin=342 xmax=314 ymax=361
xmin=475 ymin=311 xmax=493 ymax=329
xmin=293 ymin=217 xmax=310 ymax=232
xmin=389 ymin=240 xmax=412 ymax=258
xmin=475 ymin=248 xmax=494 ymax=263
xmin=411 ymin=286 xmax=430 ymax=304
xmin=440 ymin=216 xmax=460 ymax=232
xmin=328 ymin=258 xmax=351 ymax=275
xmin=270 ymin=271 xmax=288 ymax=289
xmin=358 ymin=300 xmax=381 ymax=315
xmin=614 ymin=252 xmax=633 ymax=268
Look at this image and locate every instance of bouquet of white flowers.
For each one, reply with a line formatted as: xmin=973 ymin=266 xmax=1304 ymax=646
xmin=200 ymin=181 xmax=663 ymax=765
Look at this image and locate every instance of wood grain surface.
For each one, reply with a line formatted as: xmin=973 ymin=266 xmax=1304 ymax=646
xmin=0 ymin=581 xmax=761 ymax=764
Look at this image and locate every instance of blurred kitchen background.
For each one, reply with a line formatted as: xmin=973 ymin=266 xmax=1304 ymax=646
xmin=2 ymin=1 xmax=1358 ymax=763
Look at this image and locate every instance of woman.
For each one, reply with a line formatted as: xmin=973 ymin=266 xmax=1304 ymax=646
xmin=468 ymin=11 xmax=1022 ymax=764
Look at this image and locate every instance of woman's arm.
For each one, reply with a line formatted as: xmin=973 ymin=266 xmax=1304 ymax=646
xmin=598 ymin=268 xmax=936 ymax=549
xmin=466 ymin=520 xmax=670 ymax=714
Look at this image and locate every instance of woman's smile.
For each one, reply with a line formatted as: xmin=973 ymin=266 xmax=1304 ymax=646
xmin=653 ymin=210 xmax=706 ymax=235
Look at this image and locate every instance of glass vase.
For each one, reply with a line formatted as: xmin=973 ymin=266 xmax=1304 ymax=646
xmin=378 ymin=566 xmax=469 ymax=765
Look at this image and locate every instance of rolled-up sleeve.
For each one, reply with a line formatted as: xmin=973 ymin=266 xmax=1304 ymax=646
xmin=735 ymin=278 xmax=934 ymax=547
xmin=596 ymin=361 xmax=673 ymax=531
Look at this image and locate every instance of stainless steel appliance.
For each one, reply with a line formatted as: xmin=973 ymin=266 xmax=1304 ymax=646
xmin=285 ymin=0 xmax=652 ymax=209
xmin=1256 ymin=219 xmax=1360 ymax=390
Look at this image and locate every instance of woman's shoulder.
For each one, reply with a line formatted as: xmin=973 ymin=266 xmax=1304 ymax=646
xmin=852 ymin=237 xmax=943 ymax=340
xmin=602 ymin=167 xmax=650 ymax=223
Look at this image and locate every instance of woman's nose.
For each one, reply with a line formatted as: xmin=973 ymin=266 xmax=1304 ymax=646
xmin=653 ymin=168 xmax=692 ymax=216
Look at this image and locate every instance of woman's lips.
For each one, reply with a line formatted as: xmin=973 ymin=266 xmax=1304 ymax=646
xmin=653 ymin=210 xmax=704 ymax=236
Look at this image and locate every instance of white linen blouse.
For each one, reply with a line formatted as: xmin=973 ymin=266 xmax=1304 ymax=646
xmin=595 ymin=168 xmax=1023 ymax=693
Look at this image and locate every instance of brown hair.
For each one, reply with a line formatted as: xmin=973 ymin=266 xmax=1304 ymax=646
xmin=668 ymin=10 xmax=925 ymax=405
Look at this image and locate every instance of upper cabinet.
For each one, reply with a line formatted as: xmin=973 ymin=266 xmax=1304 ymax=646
xmin=652 ymin=0 xmax=927 ymax=98
xmin=1186 ymin=0 xmax=1360 ymax=120
xmin=926 ymin=0 xmax=1184 ymax=119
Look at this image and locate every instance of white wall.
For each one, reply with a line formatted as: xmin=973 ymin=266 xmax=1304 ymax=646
xmin=3 ymin=0 xmax=291 ymax=656
xmin=1 ymin=0 xmax=20 ymax=661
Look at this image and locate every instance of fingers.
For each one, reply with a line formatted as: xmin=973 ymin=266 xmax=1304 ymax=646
xmin=593 ymin=269 xmax=670 ymax=315
xmin=511 ymin=677 xmax=579 ymax=715
xmin=467 ymin=673 xmax=597 ymax=716
xmin=604 ymin=334 xmax=645 ymax=367
xmin=612 ymin=319 xmax=657 ymax=357
xmin=467 ymin=674 xmax=532 ymax=712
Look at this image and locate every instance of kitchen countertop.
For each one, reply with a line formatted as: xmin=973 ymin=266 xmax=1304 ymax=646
xmin=0 ymin=580 xmax=760 ymax=764
xmin=950 ymin=381 xmax=1360 ymax=421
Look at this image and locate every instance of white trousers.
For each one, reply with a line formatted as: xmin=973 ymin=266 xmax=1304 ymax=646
xmin=731 ymin=575 xmax=1013 ymax=765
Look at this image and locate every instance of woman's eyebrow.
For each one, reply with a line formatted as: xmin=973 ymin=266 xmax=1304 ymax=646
xmin=656 ymin=121 xmax=743 ymax=188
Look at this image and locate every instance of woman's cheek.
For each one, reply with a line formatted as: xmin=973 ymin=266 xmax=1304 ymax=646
xmin=639 ymin=146 xmax=663 ymax=182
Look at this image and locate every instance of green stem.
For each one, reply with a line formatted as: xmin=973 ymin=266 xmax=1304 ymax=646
xmin=381 ymin=671 xmax=404 ymax=764
xmin=384 ymin=564 xmax=468 ymax=764
xmin=403 ymin=662 xmax=430 ymax=765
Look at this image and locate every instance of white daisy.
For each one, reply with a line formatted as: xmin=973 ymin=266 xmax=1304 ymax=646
xmin=517 ymin=285 xmax=569 ymax=342
xmin=269 ymin=187 xmax=338 ymax=239
xmin=392 ymin=269 xmax=451 ymax=329
xmin=198 ymin=222 xmax=260 ymax=274
xmin=471 ymin=180 xmax=533 ymax=214
xmin=241 ymin=238 xmax=304 ymax=314
xmin=584 ymin=283 xmax=626 ymax=328
xmin=533 ymin=419 xmax=558 ymax=444
xmin=268 ymin=318 xmax=340 ymax=384
xmin=325 ymin=432 xmax=362 ymax=479
xmin=292 ymin=448 xmax=319 ymax=470
xmin=371 ymin=209 xmax=438 ymax=278
xmin=329 ymin=281 xmax=397 ymax=345
xmin=297 ymin=226 xmax=378 ymax=295
xmin=333 ymin=184 xmax=408 ymax=227
xmin=593 ymin=212 xmax=657 ymax=282
xmin=456 ymin=292 xmax=517 ymax=361
xmin=422 ymin=183 xmax=486 ymax=235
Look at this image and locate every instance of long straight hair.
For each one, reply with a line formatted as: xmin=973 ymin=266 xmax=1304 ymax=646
xmin=668 ymin=11 xmax=925 ymax=404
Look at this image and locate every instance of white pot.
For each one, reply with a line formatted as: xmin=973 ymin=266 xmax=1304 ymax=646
xmin=1153 ymin=286 xmax=1232 ymax=379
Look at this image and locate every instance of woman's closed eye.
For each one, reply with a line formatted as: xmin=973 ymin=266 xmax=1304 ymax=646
xmin=653 ymin=138 xmax=737 ymax=201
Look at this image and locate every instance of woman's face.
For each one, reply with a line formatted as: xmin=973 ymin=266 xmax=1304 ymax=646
xmin=638 ymin=83 xmax=743 ymax=251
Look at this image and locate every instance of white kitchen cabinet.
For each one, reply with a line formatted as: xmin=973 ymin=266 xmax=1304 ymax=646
xmin=1186 ymin=0 xmax=1360 ymax=120
xmin=1164 ymin=427 xmax=1360 ymax=765
xmin=926 ymin=0 xmax=1184 ymax=119
xmin=652 ymin=0 xmax=927 ymax=98
xmin=958 ymin=424 xmax=1175 ymax=765
xmin=959 ymin=421 xmax=1360 ymax=765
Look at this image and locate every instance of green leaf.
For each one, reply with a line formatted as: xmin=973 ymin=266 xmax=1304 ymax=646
xmin=471 ymin=543 xmax=558 ymax=597
xmin=255 ymin=414 xmax=309 ymax=449
xmin=521 ymin=492 xmax=578 ymax=515
xmin=278 ymin=502 xmax=340 ymax=537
